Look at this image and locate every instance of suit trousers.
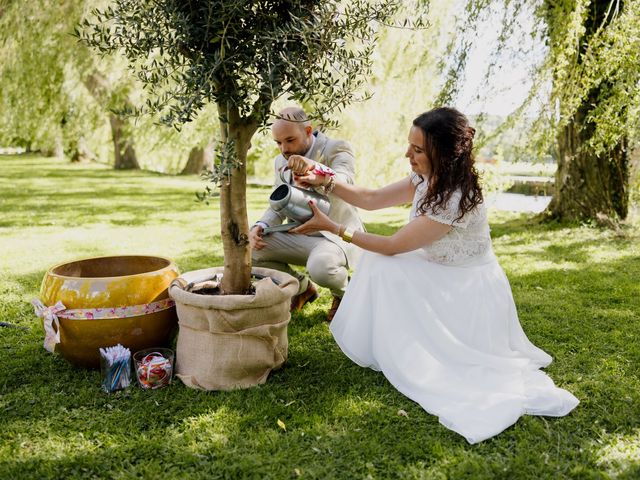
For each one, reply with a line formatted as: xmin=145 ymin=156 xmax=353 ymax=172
xmin=251 ymin=232 xmax=348 ymax=298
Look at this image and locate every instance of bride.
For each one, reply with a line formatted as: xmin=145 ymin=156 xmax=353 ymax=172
xmin=288 ymin=107 xmax=578 ymax=443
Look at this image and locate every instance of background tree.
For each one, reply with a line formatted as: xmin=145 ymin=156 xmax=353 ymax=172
xmin=0 ymin=0 xmax=216 ymax=172
xmin=0 ymin=0 xmax=96 ymax=157
xmin=543 ymin=0 xmax=637 ymax=223
xmin=79 ymin=0 xmax=426 ymax=294
xmin=437 ymin=0 xmax=639 ymax=224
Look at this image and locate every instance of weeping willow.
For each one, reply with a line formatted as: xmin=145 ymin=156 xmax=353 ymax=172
xmin=438 ymin=0 xmax=639 ymax=224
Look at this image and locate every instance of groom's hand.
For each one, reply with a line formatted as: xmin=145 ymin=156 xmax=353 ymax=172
xmin=249 ymin=225 xmax=267 ymax=250
xmin=288 ymin=155 xmax=314 ymax=175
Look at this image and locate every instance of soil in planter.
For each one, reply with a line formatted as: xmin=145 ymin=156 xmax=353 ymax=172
xmin=188 ymin=273 xmax=280 ymax=296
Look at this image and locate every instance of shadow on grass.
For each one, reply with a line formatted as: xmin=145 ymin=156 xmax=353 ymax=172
xmin=2 ymin=249 xmax=639 ymax=477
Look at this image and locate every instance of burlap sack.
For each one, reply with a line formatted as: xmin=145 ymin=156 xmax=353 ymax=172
xmin=169 ymin=267 xmax=298 ymax=391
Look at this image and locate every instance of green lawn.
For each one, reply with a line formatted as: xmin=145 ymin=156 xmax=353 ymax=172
xmin=1 ymin=154 xmax=639 ymax=479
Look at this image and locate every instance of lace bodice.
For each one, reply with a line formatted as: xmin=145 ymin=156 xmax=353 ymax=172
xmin=409 ymin=174 xmax=491 ymax=265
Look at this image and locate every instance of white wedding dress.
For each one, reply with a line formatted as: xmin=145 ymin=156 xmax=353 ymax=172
xmin=330 ymin=174 xmax=579 ymax=443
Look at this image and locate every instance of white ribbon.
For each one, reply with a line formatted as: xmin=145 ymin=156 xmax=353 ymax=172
xmin=32 ymin=299 xmax=66 ymax=353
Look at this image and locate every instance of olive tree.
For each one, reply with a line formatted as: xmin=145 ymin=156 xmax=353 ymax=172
xmin=79 ymin=0 xmax=426 ymax=294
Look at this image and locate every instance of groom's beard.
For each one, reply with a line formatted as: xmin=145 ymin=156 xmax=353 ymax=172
xmin=283 ymin=139 xmax=312 ymax=159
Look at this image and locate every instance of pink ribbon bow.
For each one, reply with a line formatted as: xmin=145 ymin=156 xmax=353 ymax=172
xmin=32 ymin=299 xmax=66 ymax=353
xmin=312 ymin=162 xmax=336 ymax=177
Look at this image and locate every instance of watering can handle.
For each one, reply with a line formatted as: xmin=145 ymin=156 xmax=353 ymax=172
xmin=279 ymin=166 xmax=294 ymax=184
xmin=280 ymin=166 xmax=310 ymax=186
xmin=280 ymin=165 xmax=314 ymax=191
xmin=280 ymin=167 xmax=318 ymax=194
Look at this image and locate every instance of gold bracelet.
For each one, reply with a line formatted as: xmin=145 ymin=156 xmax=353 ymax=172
xmin=324 ymin=176 xmax=336 ymax=194
xmin=341 ymin=227 xmax=355 ymax=243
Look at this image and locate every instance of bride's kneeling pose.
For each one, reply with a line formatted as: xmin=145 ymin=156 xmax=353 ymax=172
xmin=289 ymin=107 xmax=578 ymax=443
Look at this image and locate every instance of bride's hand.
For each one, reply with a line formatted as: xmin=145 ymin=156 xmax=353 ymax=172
xmin=291 ymin=201 xmax=338 ymax=235
xmin=293 ymin=171 xmax=324 ymax=187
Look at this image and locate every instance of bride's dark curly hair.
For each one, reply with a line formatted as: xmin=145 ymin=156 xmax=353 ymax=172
xmin=413 ymin=107 xmax=483 ymax=222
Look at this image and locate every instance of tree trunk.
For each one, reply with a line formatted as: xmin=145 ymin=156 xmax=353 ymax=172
xmin=549 ymin=106 xmax=628 ymax=224
xmin=180 ymin=142 xmax=214 ymax=175
xmin=546 ymin=0 xmax=629 ymax=224
xmin=84 ymin=71 xmax=139 ymax=170
xmin=69 ymin=136 xmax=94 ymax=163
xmin=109 ymin=114 xmax=139 ymax=170
xmin=217 ymin=104 xmax=257 ymax=295
xmin=41 ymin=136 xmax=64 ymax=158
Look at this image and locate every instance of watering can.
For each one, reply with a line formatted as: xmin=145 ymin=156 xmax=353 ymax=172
xmin=263 ymin=168 xmax=331 ymax=234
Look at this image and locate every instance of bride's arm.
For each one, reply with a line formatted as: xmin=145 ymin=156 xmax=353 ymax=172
xmin=288 ymin=153 xmax=414 ymax=210
xmin=330 ymin=176 xmax=415 ymax=211
xmin=292 ymin=202 xmax=451 ymax=256
xmin=345 ymin=215 xmax=451 ymax=255
xmin=295 ymin=170 xmax=415 ymax=211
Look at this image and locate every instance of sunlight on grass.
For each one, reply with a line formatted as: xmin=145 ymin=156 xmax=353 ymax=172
xmin=175 ymin=407 xmax=245 ymax=449
xmin=331 ymin=396 xmax=388 ymax=417
xmin=596 ymin=430 xmax=640 ymax=477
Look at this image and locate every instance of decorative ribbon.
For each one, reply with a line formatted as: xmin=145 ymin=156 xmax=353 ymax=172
xmin=312 ymin=162 xmax=336 ymax=177
xmin=32 ymin=299 xmax=66 ymax=353
xmin=57 ymin=298 xmax=175 ymax=320
xmin=31 ymin=298 xmax=176 ymax=353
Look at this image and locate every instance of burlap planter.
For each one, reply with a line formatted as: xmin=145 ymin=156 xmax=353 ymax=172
xmin=169 ymin=267 xmax=298 ymax=391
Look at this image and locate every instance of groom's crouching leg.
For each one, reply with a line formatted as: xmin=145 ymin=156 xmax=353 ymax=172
xmin=307 ymin=246 xmax=349 ymax=322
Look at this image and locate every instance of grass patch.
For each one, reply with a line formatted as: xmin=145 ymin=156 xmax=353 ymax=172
xmin=1 ymin=154 xmax=639 ymax=479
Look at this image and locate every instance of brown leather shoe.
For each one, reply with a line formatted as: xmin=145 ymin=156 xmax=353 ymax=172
xmin=326 ymin=295 xmax=342 ymax=323
xmin=290 ymin=281 xmax=319 ymax=311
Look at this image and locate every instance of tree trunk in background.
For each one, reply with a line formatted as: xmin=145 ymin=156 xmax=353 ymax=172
xmin=547 ymin=0 xmax=629 ymax=224
xmin=549 ymin=98 xmax=629 ymax=224
xmin=218 ymin=103 xmax=257 ymax=295
xmin=109 ymin=114 xmax=139 ymax=170
xmin=84 ymin=71 xmax=139 ymax=170
xmin=69 ymin=136 xmax=94 ymax=163
xmin=180 ymin=142 xmax=214 ymax=175
xmin=41 ymin=136 xmax=64 ymax=158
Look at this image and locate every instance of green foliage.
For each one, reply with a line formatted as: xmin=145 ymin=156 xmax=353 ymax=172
xmin=0 ymin=0 xmax=94 ymax=152
xmin=2 ymin=154 xmax=640 ymax=478
xmin=540 ymin=0 xmax=640 ymax=156
xmin=0 ymin=0 xmax=217 ymax=172
xmin=246 ymin=129 xmax=281 ymax=181
xmin=78 ymin=0 xmax=427 ymax=131
xmin=437 ymin=0 xmax=640 ymax=163
xmin=332 ymin=17 xmax=452 ymax=188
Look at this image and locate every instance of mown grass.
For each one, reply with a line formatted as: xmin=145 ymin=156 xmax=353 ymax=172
xmin=1 ymin=154 xmax=639 ymax=479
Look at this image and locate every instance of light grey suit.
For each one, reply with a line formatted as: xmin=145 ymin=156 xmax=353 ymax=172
xmin=252 ymin=131 xmax=364 ymax=297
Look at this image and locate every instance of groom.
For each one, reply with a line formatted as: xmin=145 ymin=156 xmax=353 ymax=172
xmin=249 ymin=106 xmax=363 ymax=322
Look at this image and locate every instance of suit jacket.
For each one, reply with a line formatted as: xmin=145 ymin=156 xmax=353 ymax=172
xmin=258 ymin=131 xmax=364 ymax=267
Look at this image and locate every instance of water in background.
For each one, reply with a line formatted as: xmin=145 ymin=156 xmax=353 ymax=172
xmin=486 ymin=192 xmax=551 ymax=213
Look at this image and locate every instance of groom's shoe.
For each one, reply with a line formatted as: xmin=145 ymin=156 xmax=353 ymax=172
xmin=290 ymin=282 xmax=319 ymax=312
xmin=326 ymin=295 xmax=342 ymax=323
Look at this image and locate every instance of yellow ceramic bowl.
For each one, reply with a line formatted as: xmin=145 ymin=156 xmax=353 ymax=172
xmin=40 ymin=255 xmax=179 ymax=369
